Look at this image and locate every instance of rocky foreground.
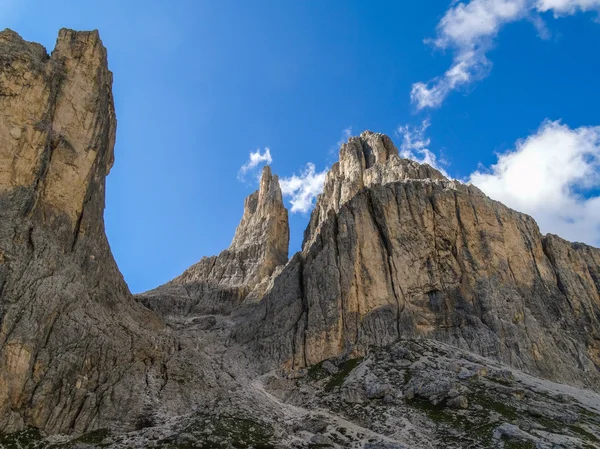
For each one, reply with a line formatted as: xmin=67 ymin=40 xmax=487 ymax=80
xmin=1 ymin=29 xmax=600 ymax=448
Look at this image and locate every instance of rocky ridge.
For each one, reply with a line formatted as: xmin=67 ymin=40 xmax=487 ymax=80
xmin=1 ymin=28 xmax=600 ymax=449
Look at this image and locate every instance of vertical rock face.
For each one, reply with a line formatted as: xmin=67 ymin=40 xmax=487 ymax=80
xmin=0 ymin=29 xmax=168 ymax=434
xmin=0 ymin=29 xmax=115 ymax=227
xmin=139 ymin=165 xmax=289 ymax=316
xmin=230 ymin=166 xmax=289 ymax=277
xmin=235 ymin=133 xmax=600 ymax=390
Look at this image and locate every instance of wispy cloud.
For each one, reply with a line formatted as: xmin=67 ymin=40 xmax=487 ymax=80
xmin=469 ymin=120 xmax=600 ymax=245
xmin=396 ymin=119 xmax=449 ymax=176
xmin=412 ymin=0 xmax=600 ymax=109
xmin=538 ymin=0 xmax=600 ymax=15
xmin=279 ymin=163 xmax=327 ymax=213
xmin=336 ymin=127 xmax=353 ymax=148
xmin=238 ymin=147 xmax=273 ymax=181
xmin=327 ymin=126 xmax=353 ymax=162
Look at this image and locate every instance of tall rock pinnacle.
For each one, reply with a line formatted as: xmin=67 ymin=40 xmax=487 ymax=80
xmin=230 ymin=166 xmax=290 ymax=278
xmin=139 ymin=165 xmax=290 ymax=316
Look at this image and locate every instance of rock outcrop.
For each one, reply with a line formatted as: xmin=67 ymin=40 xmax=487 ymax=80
xmin=0 ymin=28 xmax=170 ymax=434
xmin=138 ymin=165 xmax=289 ymax=316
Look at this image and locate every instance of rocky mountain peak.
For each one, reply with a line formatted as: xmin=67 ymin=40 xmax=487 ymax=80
xmin=231 ymin=165 xmax=287 ymax=257
xmin=2 ymin=29 xmax=600 ymax=448
xmin=303 ymin=130 xmax=449 ymax=249
xmin=139 ymin=165 xmax=289 ymax=316
xmin=0 ymin=27 xmax=115 ymax=235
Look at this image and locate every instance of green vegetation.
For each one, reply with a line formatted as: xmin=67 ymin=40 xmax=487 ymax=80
xmin=307 ymin=361 xmax=327 ymax=381
xmin=158 ymin=415 xmax=275 ymax=449
xmin=324 ymin=358 xmax=363 ymax=392
xmin=502 ymin=439 xmax=536 ymax=449
xmin=69 ymin=429 xmax=110 ymax=446
xmin=0 ymin=428 xmax=44 ymax=449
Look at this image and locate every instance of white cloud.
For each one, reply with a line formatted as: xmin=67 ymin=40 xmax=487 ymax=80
xmin=396 ymin=119 xmax=449 ymax=176
xmin=537 ymin=0 xmax=600 ymax=15
xmin=412 ymin=0 xmax=600 ymax=109
xmin=279 ymin=163 xmax=327 ymax=213
xmin=238 ymin=147 xmax=273 ymax=180
xmin=469 ymin=120 xmax=600 ymax=245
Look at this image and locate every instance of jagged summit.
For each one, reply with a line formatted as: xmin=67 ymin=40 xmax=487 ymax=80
xmin=139 ymin=164 xmax=289 ymax=315
xmin=230 ymin=165 xmax=289 ymax=265
xmin=304 ymin=130 xmax=448 ymax=249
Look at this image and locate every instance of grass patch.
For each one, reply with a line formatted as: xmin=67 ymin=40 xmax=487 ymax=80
xmin=324 ymin=358 xmax=363 ymax=392
xmin=307 ymin=361 xmax=327 ymax=381
xmin=70 ymin=429 xmax=110 ymax=445
xmin=0 ymin=428 xmax=44 ymax=449
xmin=502 ymin=439 xmax=536 ymax=449
xmin=157 ymin=415 xmax=275 ymax=449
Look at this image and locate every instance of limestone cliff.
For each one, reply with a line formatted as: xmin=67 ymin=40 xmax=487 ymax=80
xmin=139 ymin=165 xmax=289 ymax=316
xmin=0 ymin=29 xmax=170 ymax=434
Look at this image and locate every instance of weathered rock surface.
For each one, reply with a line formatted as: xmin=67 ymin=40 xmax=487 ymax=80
xmin=4 ymin=338 xmax=600 ymax=448
xmin=304 ymin=131 xmax=446 ymax=249
xmin=2 ymin=27 xmax=600 ymax=449
xmin=138 ymin=165 xmax=289 ymax=316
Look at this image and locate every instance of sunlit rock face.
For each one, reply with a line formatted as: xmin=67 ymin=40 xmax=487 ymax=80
xmin=303 ymin=130 xmax=447 ymax=249
xmin=236 ymin=132 xmax=600 ymax=391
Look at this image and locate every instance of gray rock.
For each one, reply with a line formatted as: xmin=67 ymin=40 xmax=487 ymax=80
xmin=310 ymin=433 xmax=333 ymax=446
xmin=447 ymin=395 xmax=468 ymax=409
xmin=365 ymin=374 xmax=391 ymax=399
xmin=458 ymin=367 xmax=478 ymax=380
xmin=492 ymin=423 xmax=539 ymax=445
xmin=322 ymin=360 xmax=339 ymax=375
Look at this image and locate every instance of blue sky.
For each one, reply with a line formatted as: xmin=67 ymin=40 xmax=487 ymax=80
xmin=3 ymin=0 xmax=600 ymax=293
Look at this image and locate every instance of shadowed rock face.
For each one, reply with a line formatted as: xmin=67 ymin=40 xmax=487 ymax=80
xmin=0 ymin=28 xmax=171 ymax=434
xmin=138 ymin=165 xmax=290 ymax=316
xmin=1 ymin=27 xmax=600 ymax=445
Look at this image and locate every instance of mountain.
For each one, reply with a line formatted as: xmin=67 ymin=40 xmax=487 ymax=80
xmin=1 ymin=29 xmax=599 ymax=448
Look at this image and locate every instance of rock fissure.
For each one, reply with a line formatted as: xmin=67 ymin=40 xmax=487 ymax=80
xmin=365 ymin=189 xmax=402 ymax=338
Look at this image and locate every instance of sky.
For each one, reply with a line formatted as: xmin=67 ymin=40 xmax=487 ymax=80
xmin=2 ymin=0 xmax=600 ymax=293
